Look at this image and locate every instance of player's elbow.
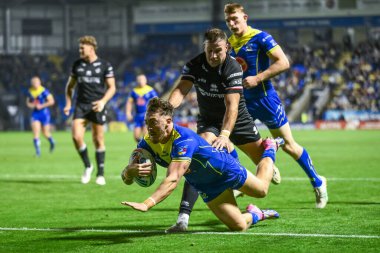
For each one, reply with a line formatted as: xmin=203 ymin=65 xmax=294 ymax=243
xmin=282 ymin=58 xmax=290 ymax=71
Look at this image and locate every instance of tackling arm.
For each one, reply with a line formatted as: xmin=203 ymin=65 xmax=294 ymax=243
xmin=168 ymin=79 xmax=193 ymax=108
xmin=212 ymin=92 xmax=240 ymax=152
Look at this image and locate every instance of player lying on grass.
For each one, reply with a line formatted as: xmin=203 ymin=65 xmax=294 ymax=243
xmin=121 ymin=97 xmax=282 ymax=231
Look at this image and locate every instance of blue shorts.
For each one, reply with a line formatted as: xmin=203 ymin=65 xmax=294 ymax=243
xmin=246 ymin=91 xmax=288 ymax=129
xmin=134 ymin=113 xmax=145 ymax=128
xmin=194 ymin=163 xmax=248 ymax=203
xmin=31 ymin=110 xmax=51 ymax=126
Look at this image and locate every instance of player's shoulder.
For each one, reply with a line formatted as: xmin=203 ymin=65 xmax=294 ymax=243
xmin=173 ymin=125 xmax=197 ymax=141
xmin=223 ymin=55 xmax=243 ymax=75
xmin=187 ymin=53 xmax=205 ymax=67
xmin=72 ymin=58 xmax=84 ymax=67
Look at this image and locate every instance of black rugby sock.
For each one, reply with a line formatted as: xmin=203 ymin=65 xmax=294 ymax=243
xmin=179 ymin=180 xmax=199 ymax=215
xmin=96 ymin=150 xmax=105 ymax=176
xmin=78 ymin=146 xmax=91 ymax=168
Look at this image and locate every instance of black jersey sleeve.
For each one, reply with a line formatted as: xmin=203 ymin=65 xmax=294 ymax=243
xmin=180 ymin=61 xmax=196 ymax=83
xmin=71 ymin=59 xmax=81 ymax=78
xmin=223 ymin=57 xmax=244 ymax=94
xmin=104 ymin=61 xmax=115 ymax=78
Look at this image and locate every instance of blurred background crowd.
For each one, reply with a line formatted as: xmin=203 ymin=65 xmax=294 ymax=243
xmin=0 ymin=0 xmax=379 ymax=130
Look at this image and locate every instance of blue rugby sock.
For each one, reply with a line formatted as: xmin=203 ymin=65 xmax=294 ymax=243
xmin=33 ymin=138 xmax=41 ymax=156
xmin=262 ymin=149 xmax=276 ymax=162
xmin=250 ymin=212 xmax=260 ymax=225
xmin=297 ymin=148 xmax=322 ymax=187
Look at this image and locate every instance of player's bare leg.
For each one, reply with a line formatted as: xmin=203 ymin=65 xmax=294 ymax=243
xmin=92 ymin=123 xmax=106 ymax=185
xmin=42 ymin=124 xmax=55 ymax=153
xmin=73 ymin=119 xmax=93 ymax=184
xmin=31 ymin=121 xmax=41 ymax=157
xmin=133 ymin=126 xmax=144 ymax=143
xmin=207 ymin=189 xmax=279 ymax=231
xmin=270 ymin=123 xmax=328 ymax=208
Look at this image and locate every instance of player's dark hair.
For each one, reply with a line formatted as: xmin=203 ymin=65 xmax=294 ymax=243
xmin=204 ymin=28 xmax=227 ymax=43
xmin=147 ymin=97 xmax=174 ymax=117
xmin=224 ymin=3 xmax=245 ymax=14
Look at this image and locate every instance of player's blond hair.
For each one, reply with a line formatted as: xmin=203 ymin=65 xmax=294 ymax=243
xmin=78 ymin=35 xmax=98 ymax=50
xmin=224 ymin=3 xmax=246 ymax=14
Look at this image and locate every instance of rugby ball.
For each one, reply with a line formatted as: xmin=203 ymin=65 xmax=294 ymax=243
xmin=128 ymin=148 xmax=157 ymax=187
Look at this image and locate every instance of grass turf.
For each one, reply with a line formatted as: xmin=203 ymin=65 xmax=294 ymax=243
xmin=0 ymin=130 xmax=379 ymax=252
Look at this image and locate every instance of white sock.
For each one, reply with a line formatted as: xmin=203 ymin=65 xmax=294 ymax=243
xmin=177 ymin=213 xmax=189 ymax=224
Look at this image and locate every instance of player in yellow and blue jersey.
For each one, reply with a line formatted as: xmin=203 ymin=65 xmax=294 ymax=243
xmin=125 ymin=74 xmax=158 ymax=142
xmin=224 ymin=3 xmax=327 ymax=208
xmin=25 ymin=76 xmax=55 ymax=157
xmin=121 ymin=97 xmax=282 ymax=231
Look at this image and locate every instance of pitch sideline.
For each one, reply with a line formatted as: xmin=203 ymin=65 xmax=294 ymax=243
xmin=0 ymin=227 xmax=379 ymax=239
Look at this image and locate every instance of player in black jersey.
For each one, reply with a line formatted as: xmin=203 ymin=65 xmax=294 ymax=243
xmin=167 ymin=28 xmax=280 ymax=232
xmin=64 ymin=36 xmax=116 ymax=186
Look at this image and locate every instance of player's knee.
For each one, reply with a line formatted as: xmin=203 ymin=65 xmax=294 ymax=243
xmin=72 ymin=135 xmax=81 ymax=144
xmin=256 ymin=188 xmax=268 ymax=198
xmin=228 ymin=222 xmax=248 ymax=232
xmin=282 ymin=142 xmax=295 ymax=154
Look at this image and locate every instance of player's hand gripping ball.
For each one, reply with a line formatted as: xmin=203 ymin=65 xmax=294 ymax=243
xmin=127 ymin=148 xmax=157 ymax=187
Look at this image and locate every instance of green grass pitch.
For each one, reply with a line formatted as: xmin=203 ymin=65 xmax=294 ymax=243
xmin=0 ymin=130 xmax=379 ymax=252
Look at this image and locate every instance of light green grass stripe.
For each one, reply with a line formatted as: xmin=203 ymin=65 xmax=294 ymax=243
xmin=1 ymin=174 xmax=380 ymax=182
xmin=1 ymin=227 xmax=379 ymax=239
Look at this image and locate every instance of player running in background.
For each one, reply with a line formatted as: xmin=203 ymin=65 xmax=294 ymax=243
xmin=224 ymin=3 xmax=328 ymax=208
xmin=64 ymin=35 xmax=116 ymax=186
xmin=26 ymin=76 xmax=55 ymax=157
xmin=167 ymin=28 xmax=281 ymax=232
xmin=121 ymin=97 xmax=282 ymax=231
xmin=125 ymin=74 xmax=158 ymax=142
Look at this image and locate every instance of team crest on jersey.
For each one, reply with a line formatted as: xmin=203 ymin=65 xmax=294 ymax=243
xmin=236 ymin=57 xmax=248 ymax=72
xmin=177 ymin=146 xmax=188 ymax=156
xmin=210 ymin=84 xmax=218 ymax=92
xmin=246 ymin=44 xmax=253 ymax=52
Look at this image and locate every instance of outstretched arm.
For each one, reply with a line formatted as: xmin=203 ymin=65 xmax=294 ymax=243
xmin=121 ymin=161 xmax=190 ymax=211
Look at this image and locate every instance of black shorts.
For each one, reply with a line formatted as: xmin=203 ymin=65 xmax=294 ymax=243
xmin=197 ymin=115 xmax=261 ymax=145
xmin=73 ymin=102 xmax=107 ymax=125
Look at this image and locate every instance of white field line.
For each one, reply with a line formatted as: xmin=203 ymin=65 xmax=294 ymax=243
xmin=1 ymin=174 xmax=380 ymax=182
xmin=0 ymin=227 xmax=379 ymax=239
